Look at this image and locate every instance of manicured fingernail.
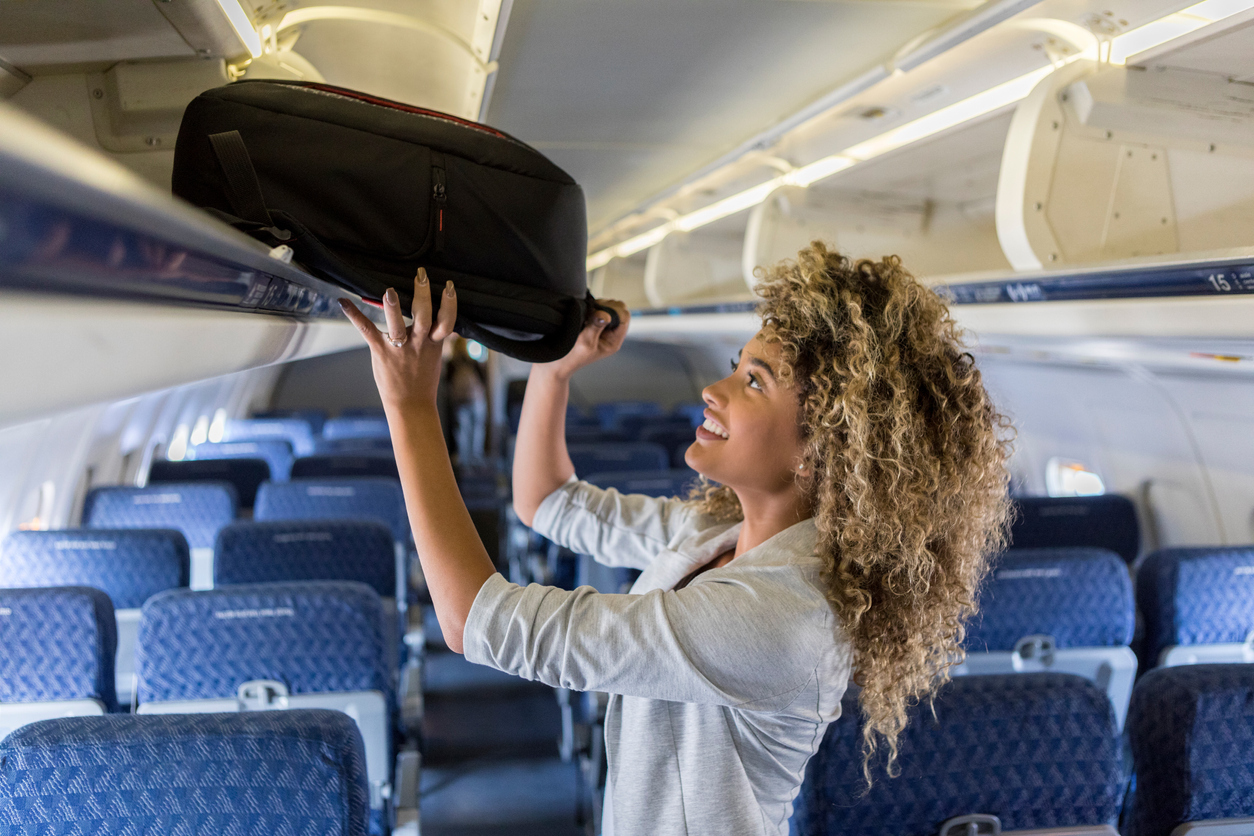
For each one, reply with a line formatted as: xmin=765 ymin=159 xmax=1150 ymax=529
xmin=596 ymin=316 xmax=608 ymax=325
xmin=416 ymin=268 xmax=428 ymax=286
xmin=445 ymin=280 xmax=454 ymax=297
xmin=385 ymin=288 xmax=398 ymax=304
xmin=338 ymin=298 xmax=349 ymax=309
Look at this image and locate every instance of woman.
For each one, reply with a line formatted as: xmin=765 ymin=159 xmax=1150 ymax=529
xmin=339 ymin=242 xmax=1011 ymax=836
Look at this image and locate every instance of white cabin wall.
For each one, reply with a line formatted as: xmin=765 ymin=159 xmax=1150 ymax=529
xmin=0 ymin=366 xmax=276 ymax=541
xmin=267 ymin=348 xmax=385 ymax=415
xmin=978 ymin=355 xmax=1254 ymax=553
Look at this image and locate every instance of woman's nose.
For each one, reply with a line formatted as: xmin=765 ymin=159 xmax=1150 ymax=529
xmin=701 ymin=380 xmax=726 ymax=408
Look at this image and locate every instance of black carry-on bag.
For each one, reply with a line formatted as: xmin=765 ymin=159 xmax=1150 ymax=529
xmin=173 ymin=80 xmax=612 ymax=362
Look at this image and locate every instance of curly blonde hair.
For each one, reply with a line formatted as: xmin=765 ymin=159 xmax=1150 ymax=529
xmin=691 ymin=241 xmax=1012 ymax=781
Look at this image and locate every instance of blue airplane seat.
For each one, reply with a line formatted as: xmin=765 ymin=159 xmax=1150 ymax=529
xmin=791 ymin=673 xmax=1124 ymax=836
xmin=0 ymin=586 xmax=118 ymax=736
xmin=639 ymin=422 xmax=697 ymax=453
xmin=0 ymin=710 xmax=370 ymax=836
xmin=1136 ymin=546 xmax=1254 ymax=669
xmin=564 ymin=426 xmax=633 ymax=445
xmin=587 ymin=468 xmax=700 ymax=500
xmin=593 ymin=400 xmax=663 ymax=431
xmin=567 ymin=442 xmax=669 ymax=477
xmin=292 ymin=454 xmax=400 ymax=480
xmin=670 ymin=401 xmax=707 ymax=427
xmin=253 ymin=408 xmax=329 ymax=435
xmin=1 ymin=529 xmax=189 ymax=710
xmin=82 ymin=483 xmax=235 ymax=592
xmin=958 ymin=547 xmax=1137 ymax=729
xmin=188 ymin=438 xmax=295 ymax=481
xmin=255 ymin=478 xmax=409 ymax=546
xmin=1009 ymin=495 xmax=1140 ymax=564
xmin=215 ymin=520 xmax=396 ymax=599
xmin=224 ymin=416 xmax=318 ymax=456
xmin=316 ymin=437 xmax=394 ymax=455
xmin=323 ymin=416 xmax=392 ymax=441
xmin=1125 ymin=664 xmax=1254 ymax=836
xmin=148 ymin=458 xmax=270 ymax=507
xmin=136 ymin=581 xmax=399 ymax=830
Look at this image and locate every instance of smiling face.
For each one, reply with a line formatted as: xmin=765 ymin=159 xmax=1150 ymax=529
xmin=683 ymin=330 xmax=807 ymax=498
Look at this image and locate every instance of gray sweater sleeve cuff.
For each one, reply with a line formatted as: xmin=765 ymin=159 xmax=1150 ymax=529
xmin=530 ymin=475 xmax=579 ymax=543
xmin=462 ymin=572 xmax=514 ymax=668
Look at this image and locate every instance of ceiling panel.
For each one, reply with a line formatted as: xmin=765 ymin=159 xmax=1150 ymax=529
xmin=0 ymin=0 xmax=192 ymax=69
xmin=485 ymin=0 xmax=973 ymax=230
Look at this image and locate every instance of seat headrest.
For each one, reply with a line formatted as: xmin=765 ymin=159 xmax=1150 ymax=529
xmin=0 ymin=710 xmax=369 ymax=835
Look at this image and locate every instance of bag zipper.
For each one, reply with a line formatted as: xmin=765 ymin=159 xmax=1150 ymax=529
xmin=296 ymin=82 xmax=515 ymax=142
xmin=432 ymin=152 xmax=447 ymax=253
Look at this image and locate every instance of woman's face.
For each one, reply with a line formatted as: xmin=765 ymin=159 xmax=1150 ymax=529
xmin=684 ymin=330 xmax=806 ymax=496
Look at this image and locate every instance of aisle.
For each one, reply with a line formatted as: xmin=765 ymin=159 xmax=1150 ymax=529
xmin=419 ymin=643 xmax=587 ymax=836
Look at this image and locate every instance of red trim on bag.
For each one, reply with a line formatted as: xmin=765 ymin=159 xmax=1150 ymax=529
xmin=299 ymin=83 xmax=510 ymax=139
xmin=439 ymin=210 xmax=444 ymax=232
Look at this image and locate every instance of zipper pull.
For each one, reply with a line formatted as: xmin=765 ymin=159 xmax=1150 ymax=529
xmin=432 ymin=154 xmax=447 ymax=253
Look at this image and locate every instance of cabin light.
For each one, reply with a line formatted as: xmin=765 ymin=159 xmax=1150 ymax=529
xmin=586 ymin=0 xmax=1254 ymax=271
xmin=207 ymin=409 xmax=228 ymax=443
xmin=214 ymin=0 xmax=263 ymax=59
xmin=167 ymin=424 xmax=191 ymax=462
xmin=1046 ymin=458 xmax=1106 ymax=497
xmin=466 ymin=340 xmax=486 ymax=361
xmin=1109 ymin=0 xmax=1254 ymax=63
xmin=189 ymin=415 xmax=210 ymax=447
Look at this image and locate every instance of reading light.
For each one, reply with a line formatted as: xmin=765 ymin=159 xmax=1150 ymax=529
xmin=214 ymin=0 xmax=263 ymax=58
xmin=586 ymin=0 xmax=1254 ymax=271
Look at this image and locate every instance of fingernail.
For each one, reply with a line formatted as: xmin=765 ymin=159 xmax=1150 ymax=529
xmin=385 ymin=288 xmax=397 ymax=304
xmin=445 ymin=280 xmax=455 ymax=297
xmin=596 ymin=316 xmax=608 ymax=326
xmin=338 ymin=298 xmax=349 ymax=309
xmin=416 ymin=268 xmax=428 ymax=286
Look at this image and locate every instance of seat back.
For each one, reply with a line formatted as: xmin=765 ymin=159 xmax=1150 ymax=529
xmin=323 ymin=416 xmax=391 ymax=441
xmin=568 ymin=442 xmax=669 ymax=476
xmin=252 ymin=408 xmax=328 ymax=435
xmin=214 ymin=520 xmax=396 ymax=598
xmin=83 ymin=484 xmax=235 ymax=593
xmin=136 ymin=582 xmax=392 ymax=808
xmin=959 ymin=548 xmax=1137 ymax=730
xmin=639 ymin=423 xmax=697 ymax=454
xmin=224 ymin=416 xmax=317 ymax=456
xmin=1 ymin=529 xmax=189 ymax=610
xmin=791 ymin=673 xmax=1123 ymax=836
xmin=1009 ymin=496 xmax=1140 ymax=564
xmin=188 ymin=439 xmax=295 ymax=481
xmin=292 ymin=454 xmax=400 ymax=480
xmin=1126 ymin=664 xmax=1254 ymax=836
xmin=587 ymin=468 xmax=699 ymax=499
xmin=149 ymin=458 xmax=270 ymax=507
xmin=316 ymin=437 xmax=393 ymax=455
xmin=0 ymin=711 xmax=370 ymax=836
xmin=254 ymin=478 xmax=409 ymax=545
xmin=1137 ymin=547 xmax=1254 ymax=668
xmin=593 ymin=400 xmax=662 ymax=431
xmin=0 ymin=586 xmax=116 ymax=735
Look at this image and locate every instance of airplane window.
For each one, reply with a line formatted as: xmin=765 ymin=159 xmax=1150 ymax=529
xmin=208 ymin=409 xmax=228 ymax=444
xmin=17 ymin=480 xmax=55 ymax=531
xmin=189 ymin=415 xmax=210 ymax=447
xmin=167 ymin=424 xmax=190 ymax=461
xmin=1045 ymin=457 xmax=1106 ymax=498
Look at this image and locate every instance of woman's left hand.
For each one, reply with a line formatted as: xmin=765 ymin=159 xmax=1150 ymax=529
xmin=339 ymin=268 xmax=457 ymax=412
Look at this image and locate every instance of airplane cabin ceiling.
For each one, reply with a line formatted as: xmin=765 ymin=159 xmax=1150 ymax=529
xmin=484 ymin=0 xmax=984 ymax=232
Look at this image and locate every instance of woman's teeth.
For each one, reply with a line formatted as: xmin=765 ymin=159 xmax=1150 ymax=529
xmin=702 ymin=418 xmax=729 ymax=439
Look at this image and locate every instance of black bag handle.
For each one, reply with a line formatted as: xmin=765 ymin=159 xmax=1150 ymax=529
xmin=208 ymin=130 xmax=274 ymax=227
xmin=589 ymin=295 xmax=621 ymax=330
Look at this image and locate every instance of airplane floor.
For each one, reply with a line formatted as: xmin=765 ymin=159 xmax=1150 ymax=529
xmin=420 ymin=646 xmax=586 ymax=836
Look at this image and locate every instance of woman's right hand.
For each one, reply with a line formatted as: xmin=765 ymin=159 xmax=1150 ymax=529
xmin=537 ymin=300 xmax=630 ymax=379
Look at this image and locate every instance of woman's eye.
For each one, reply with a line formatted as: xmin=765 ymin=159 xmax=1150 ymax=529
xmin=729 ymin=358 xmax=738 ymax=373
xmin=748 ymin=373 xmax=763 ymax=391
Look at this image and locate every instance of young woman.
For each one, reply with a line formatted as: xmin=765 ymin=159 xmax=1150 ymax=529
xmin=339 ymin=241 xmax=1011 ymax=836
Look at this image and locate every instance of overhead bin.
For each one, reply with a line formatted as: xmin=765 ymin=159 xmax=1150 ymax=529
xmin=996 ymin=53 xmax=1254 ymax=270
xmin=643 ymin=227 xmax=751 ymax=308
xmin=0 ymin=101 xmax=375 ymax=427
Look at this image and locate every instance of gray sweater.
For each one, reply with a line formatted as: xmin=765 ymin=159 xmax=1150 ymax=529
xmin=464 ymin=479 xmax=853 ymax=835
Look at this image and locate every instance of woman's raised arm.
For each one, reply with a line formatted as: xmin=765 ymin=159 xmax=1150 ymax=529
xmin=512 ymin=301 xmax=628 ymax=526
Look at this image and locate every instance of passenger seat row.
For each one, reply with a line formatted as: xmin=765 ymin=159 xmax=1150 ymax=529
xmin=793 ymin=664 xmax=1254 ymax=836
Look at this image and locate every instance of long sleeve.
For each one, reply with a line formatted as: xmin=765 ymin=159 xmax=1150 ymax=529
xmin=463 ymin=553 xmax=834 ymax=712
xmin=531 ymin=478 xmax=711 ymax=571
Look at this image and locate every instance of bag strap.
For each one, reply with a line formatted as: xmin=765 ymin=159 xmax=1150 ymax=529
xmin=587 ymin=292 xmax=621 ymax=330
xmin=208 ymin=130 xmax=274 ymax=228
